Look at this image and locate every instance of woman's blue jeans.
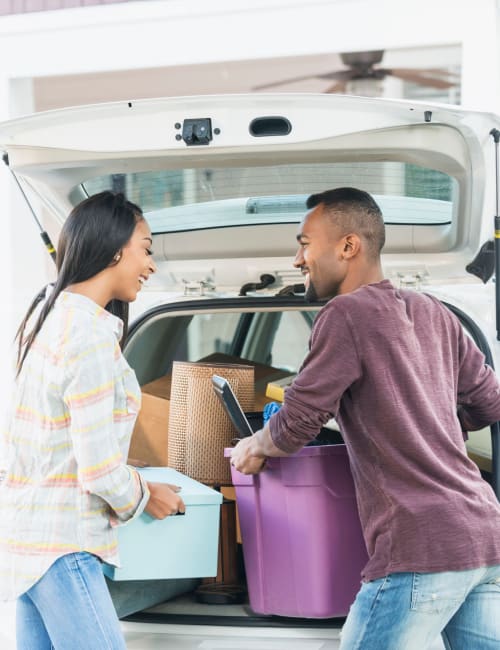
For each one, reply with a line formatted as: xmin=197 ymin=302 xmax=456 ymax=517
xmin=340 ymin=565 xmax=500 ymax=650
xmin=16 ymin=552 xmax=126 ymax=650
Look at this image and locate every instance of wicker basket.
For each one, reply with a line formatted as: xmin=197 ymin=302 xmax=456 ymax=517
xmin=168 ymin=361 xmax=255 ymax=485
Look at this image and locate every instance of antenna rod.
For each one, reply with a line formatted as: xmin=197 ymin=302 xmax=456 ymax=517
xmin=490 ymin=129 xmax=500 ymax=340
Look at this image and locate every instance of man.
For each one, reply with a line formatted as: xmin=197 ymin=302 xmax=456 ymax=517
xmin=230 ymin=187 xmax=500 ymax=649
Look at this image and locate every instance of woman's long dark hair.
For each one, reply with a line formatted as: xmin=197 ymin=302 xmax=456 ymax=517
xmin=16 ymin=190 xmax=143 ymax=375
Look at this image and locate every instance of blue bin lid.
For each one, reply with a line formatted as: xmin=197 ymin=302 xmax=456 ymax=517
xmin=137 ymin=467 xmax=223 ymax=505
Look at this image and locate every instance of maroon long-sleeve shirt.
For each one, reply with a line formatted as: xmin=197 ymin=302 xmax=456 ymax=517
xmin=270 ymin=279 xmax=500 ymax=581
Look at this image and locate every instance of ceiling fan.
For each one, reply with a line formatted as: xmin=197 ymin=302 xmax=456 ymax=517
xmin=253 ymin=50 xmax=459 ymax=93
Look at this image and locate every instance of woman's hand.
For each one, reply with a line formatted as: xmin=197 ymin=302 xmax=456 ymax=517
xmin=145 ymin=481 xmax=185 ymax=519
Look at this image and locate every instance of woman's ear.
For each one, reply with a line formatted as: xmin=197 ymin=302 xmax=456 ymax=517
xmin=109 ymin=251 xmax=122 ymax=267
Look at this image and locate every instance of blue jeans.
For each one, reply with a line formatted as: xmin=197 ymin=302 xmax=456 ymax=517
xmin=340 ymin=565 xmax=500 ymax=650
xmin=16 ymin=552 xmax=126 ymax=650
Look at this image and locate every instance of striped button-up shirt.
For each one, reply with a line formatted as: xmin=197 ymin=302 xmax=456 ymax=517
xmin=0 ymin=291 xmax=148 ymax=600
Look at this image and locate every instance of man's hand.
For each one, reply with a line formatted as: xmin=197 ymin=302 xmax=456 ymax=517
xmin=230 ymin=435 xmax=268 ymax=475
xmin=145 ymin=482 xmax=185 ymax=519
xmin=230 ymin=422 xmax=292 ymax=474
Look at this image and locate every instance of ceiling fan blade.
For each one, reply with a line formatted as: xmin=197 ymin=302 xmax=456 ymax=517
xmin=324 ymin=81 xmax=348 ymax=94
xmin=392 ymin=67 xmax=459 ymax=78
xmin=316 ymin=70 xmax=355 ymax=82
xmin=388 ymin=69 xmax=457 ymax=89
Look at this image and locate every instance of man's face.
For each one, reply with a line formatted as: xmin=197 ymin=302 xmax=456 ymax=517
xmin=293 ymin=205 xmax=347 ymax=302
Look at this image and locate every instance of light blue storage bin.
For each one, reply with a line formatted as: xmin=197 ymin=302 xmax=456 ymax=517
xmin=103 ymin=467 xmax=223 ymax=581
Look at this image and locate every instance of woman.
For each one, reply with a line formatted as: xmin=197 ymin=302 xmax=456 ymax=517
xmin=0 ymin=191 xmax=185 ymax=649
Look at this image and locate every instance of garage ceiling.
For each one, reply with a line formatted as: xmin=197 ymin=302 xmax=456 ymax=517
xmin=33 ymin=46 xmax=461 ymax=112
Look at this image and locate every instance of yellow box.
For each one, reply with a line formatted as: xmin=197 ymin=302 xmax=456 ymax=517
xmin=265 ymin=375 xmax=296 ymax=402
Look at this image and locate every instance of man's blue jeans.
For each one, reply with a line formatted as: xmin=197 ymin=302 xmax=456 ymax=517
xmin=340 ymin=565 xmax=500 ymax=650
xmin=16 ymin=552 xmax=126 ymax=650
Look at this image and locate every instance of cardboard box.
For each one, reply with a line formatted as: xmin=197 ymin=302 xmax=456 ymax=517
xmin=129 ymin=375 xmax=172 ymax=467
xmin=103 ymin=467 xmax=223 ymax=581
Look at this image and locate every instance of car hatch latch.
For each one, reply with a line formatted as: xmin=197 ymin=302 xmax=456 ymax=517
xmin=177 ymin=118 xmax=213 ymax=146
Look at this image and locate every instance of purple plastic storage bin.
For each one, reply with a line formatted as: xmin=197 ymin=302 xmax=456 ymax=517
xmin=225 ymin=444 xmax=368 ymax=618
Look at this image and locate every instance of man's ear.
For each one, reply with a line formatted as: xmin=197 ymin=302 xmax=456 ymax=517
xmin=341 ymin=234 xmax=361 ymax=259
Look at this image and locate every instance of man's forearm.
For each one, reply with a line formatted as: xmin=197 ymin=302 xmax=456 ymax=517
xmin=252 ymin=422 xmax=292 ymax=457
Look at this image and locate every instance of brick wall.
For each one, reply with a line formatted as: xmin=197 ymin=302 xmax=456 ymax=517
xmin=0 ymin=0 xmax=134 ymax=15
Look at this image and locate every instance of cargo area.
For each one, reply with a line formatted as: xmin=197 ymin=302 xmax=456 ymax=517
xmin=121 ymin=296 xmax=359 ymax=628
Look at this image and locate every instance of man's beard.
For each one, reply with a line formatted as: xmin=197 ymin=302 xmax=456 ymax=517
xmin=304 ymin=280 xmax=319 ymax=302
xmin=305 ymin=279 xmax=338 ymax=303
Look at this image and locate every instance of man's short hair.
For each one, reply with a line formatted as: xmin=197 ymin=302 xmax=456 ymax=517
xmin=306 ymin=187 xmax=386 ymax=258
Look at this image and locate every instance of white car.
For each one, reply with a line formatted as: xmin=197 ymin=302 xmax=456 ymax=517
xmin=1 ymin=93 xmax=499 ymax=647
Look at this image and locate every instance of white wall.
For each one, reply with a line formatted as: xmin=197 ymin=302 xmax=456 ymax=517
xmin=0 ymin=0 xmax=499 ymax=413
xmin=0 ymin=0 xmax=468 ymax=76
xmin=0 ymin=0 xmax=497 ymax=103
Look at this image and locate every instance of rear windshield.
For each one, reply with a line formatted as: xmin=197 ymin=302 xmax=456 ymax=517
xmin=81 ymin=161 xmax=457 ymax=235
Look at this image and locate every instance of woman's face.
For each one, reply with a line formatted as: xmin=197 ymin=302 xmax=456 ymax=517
xmin=111 ymin=217 xmax=157 ymax=302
